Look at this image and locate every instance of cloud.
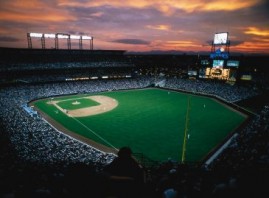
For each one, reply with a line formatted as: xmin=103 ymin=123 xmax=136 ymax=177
xmin=230 ymin=40 xmax=245 ymax=46
xmin=0 ymin=0 xmax=76 ymax=23
xmin=67 ymin=30 xmax=88 ymax=35
xmin=58 ymin=0 xmax=262 ymax=13
xmin=146 ymin=25 xmax=170 ymax=31
xmin=0 ymin=36 xmax=20 ymax=42
xmin=0 ymin=0 xmax=268 ymax=53
xmin=165 ymin=40 xmax=200 ymax=48
xmin=112 ymin=39 xmax=150 ymax=45
xmin=244 ymin=27 xmax=269 ymax=36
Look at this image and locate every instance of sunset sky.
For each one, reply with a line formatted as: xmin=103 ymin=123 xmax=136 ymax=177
xmin=0 ymin=0 xmax=268 ymax=54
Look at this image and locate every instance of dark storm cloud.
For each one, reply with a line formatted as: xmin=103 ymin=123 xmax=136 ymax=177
xmin=112 ymin=39 xmax=150 ymax=45
xmin=0 ymin=36 xmax=20 ymax=42
xmin=230 ymin=40 xmax=245 ymax=46
xmin=191 ymin=1 xmax=269 ymax=28
xmin=244 ymin=0 xmax=269 ymax=29
xmin=254 ymin=0 xmax=269 ymax=19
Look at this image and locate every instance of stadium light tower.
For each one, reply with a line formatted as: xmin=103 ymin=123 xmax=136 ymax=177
xmin=56 ymin=33 xmax=71 ymax=49
xmin=27 ymin=33 xmax=32 ymax=49
xmin=44 ymin=33 xmax=56 ymax=49
xmin=70 ymin=35 xmax=81 ymax=49
xmin=27 ymin=32 xmax=93 ymax=50
xmin=81 ymin=35 xmax=93 ymax=50
xmin=27 ymin=32 xmax=43 ymax=49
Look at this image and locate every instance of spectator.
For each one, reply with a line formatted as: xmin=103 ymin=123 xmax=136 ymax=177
xmin=103 ymin=146 xmax=145 ymax=198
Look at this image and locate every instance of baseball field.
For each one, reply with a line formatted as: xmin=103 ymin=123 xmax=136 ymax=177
xmin=31 ymin=88 xmax=247 ymax=163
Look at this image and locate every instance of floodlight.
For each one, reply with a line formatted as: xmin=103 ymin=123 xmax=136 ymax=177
xmin=57 ymin=34 xmax=69 ymax=39
xmin=70 ymin=35 xmax=81 ymax=39
xmin=30 ymin=33 xmax=43 ymax=38
xmin=44 ymin=33 xmax=55 ymax=38
xmin=82 ymin=35 xmax=92 ymax=40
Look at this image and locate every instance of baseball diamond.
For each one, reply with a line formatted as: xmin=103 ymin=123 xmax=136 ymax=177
xmin=48 ymin=95 xmax=118 ymax=117
xmin=31 ymin=88 xmax=247 ymax=163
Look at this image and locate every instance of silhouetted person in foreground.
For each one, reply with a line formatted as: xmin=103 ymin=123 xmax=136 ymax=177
xmin=103 ymin=146 xmax=145 ymax=198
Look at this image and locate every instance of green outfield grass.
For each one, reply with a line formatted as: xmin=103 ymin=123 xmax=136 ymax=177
xmin=32 ymin=88 xmax=247 ymax=163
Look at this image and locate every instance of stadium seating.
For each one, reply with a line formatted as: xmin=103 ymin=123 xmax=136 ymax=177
xmin=0 ymin=52 xmax=268 ymax=197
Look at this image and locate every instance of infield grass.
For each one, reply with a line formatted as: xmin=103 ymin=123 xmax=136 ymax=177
xmin=32 ymin=88 xmax=247 ymax=163
xmin=57 ymin=98 xmax=100 ymax=110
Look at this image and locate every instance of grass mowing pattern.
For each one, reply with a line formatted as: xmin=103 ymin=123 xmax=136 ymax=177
xmin=33 ymin=88 xmax=246 ymax=163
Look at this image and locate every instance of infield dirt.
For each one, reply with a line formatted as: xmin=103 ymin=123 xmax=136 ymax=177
xmin=48 ymin=95 xmax=118 ymax=117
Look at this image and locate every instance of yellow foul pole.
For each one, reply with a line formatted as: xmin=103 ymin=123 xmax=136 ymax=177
xmin=181 ymin=96 xmax=191 ymax=163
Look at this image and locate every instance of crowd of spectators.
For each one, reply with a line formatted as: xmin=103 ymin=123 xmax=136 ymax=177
xmin=164 ymin=77 xmax=258 ymax=102
xmin=0 ymin=61 xmax=134 ymax=72
xmin=1 ymin=60 xmax=136 ymax=84
xmin=8 ymin=67 xmax=135 ymax=83
xmin=0 ymin=76 xmax=268 ymax=197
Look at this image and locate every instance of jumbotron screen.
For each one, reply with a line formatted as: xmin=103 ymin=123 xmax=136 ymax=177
xmin=213 ymin=60 xmax=224 ymax=68
xmin=214 ymin=32 xmax=228 ymax=45
xmin=227 ymin=60 xmax=239 ymax=67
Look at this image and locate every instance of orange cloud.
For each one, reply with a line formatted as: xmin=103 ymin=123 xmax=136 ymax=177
xmin=244 ymin=27 xmax=269 ymax=37
xmin=232 ymin=40 xmax=269 ymax=53
xmin=0 ymin=11 xmax=75 ymax=23
xmin=148 ymin=39 xmax=202 ymax=51
xmin=89 ymin=12 xmax=104 ymax=17
xmin=165 ymin=40 xmax=200 ymax=48
xmin=146 ymin=25 xmax=170 ymax=31
xmin=58 ymin=0 xmax=262 ymax=13
xmin=0 ymin=28 xmax=10 ymax=34
xmin=200 ymin=0 xmax=260 ymax=11
xmin=0 ymin=0 xmax=76 ymax=23
xmin=1 ymin=0 xmax=46 ymax=9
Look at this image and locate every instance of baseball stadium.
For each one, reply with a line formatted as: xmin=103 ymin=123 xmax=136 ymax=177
xmin=1 ymin=35 xmax=269 ymax=197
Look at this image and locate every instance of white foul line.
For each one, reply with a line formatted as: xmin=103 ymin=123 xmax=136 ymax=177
xmin=71 ymin=116 xmax=118 ymax=151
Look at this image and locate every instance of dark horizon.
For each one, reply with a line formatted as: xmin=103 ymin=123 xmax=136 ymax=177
xmin=1 ymin=46 xmax=269 ymax=57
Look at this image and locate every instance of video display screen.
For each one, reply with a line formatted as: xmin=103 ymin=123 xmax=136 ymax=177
xmin=227 ymin=60 xmax=239 ymax=67
xmin=213 ymin=60 xmax=224 ymax=68
xmin=213 ymin=32 xmax=228 ymax=45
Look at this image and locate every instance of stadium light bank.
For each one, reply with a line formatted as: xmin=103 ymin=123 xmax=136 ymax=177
xmin=27 ymin=32 xmax=93 ymax=50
